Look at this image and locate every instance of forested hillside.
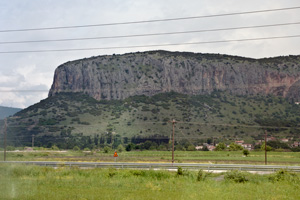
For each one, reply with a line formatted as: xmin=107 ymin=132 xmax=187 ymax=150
xmin=3 ymin=91 xmax=300 ymax=149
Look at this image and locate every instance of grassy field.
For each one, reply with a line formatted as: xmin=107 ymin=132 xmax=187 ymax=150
xmin=1 ymin=150 xmax=300 ymax=165
xmin=1 ymin=164 xmax=300 ymax=200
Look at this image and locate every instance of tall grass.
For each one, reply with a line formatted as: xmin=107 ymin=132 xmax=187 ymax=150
xmin=1 ymin=164 xmax=300 ymax=200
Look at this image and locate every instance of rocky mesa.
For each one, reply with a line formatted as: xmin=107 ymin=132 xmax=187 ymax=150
xmin=49 ymin=51 xmax=300 ymax=101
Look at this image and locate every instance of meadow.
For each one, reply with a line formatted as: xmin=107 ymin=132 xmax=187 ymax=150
xmin=1 ymin=163 xmax=300 ymax=200
xmin=1 ymin=150 xmax=300 ymax=165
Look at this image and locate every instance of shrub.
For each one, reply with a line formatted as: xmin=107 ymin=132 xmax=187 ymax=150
xmin=269 ymin=169 xmax=299 ymax=182
xmin=197 ymin=169 xmax=206 ymax=181
xmin=229 ymin=143 xmax=243 ymax=151
xmin=187 ymin=145 xmax=196 ymax=151
xmin=117 ymin=144 xmax=125 ymax=152
xmin=260 ymin=143 xmax=272 ymax=151
xmin=108 ymin=168 xmax=117 ymax=178
xmin=224 ymin=170 xmax=248 ymax=183
xmin=83 ymin=147 xmax=90 ymax=151
xmin=51 ymin=145 xmax=59 ymax=150
xmin=73 ymin=146 xmax=80 ymax=151
xmin=131 ymin=170 xmax=146 ymax=176
xmin=7 ymin=146 xmax=15 ymax=151
xmin=243 ymin=149 xmax=250 ymax=157
xmin=177 ymin=167 xmax=183 ymax=176
xmin=215 ymin=143 xmax=226 ymax=151
xmin=126 ymin=143 xmax=135 ymax=151
xmin=103 ymin=146 xmax=111 ymax=153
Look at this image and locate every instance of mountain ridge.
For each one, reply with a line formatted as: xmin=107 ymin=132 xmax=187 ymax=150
xmin=48 ymin=50 xmax=300 ymax=101
xmin=0 ymin=106 xmax=22 ymax=119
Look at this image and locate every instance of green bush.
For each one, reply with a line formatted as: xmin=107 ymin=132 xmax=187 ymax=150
xmin=177 ymin=167 xmax=183 ymax=176
xmin=215 ymin=143 xmax=226 ymax=151
xmin=224 ymin=170 xmax=249 ymax=183
xmin=131 ymin=170 xmax=146 ymax=176
xmin=108 ymin=168 xmax=117 ymax=178
xmin=51 ymin=145 xmax=59 ymax=150
xmin=197 ymin=169 xmax=205 ymax=181
xmin=73 ymin=146 xmax=80 ymax=151
xmin=117 ymin=144 xmax=125 ymax=152
xmin=243 ymin=149 xmax=250 ymax=157
xmin=103 ymin=146 xmax=111 ymax=153
xmin=269 ymin=169 xmax=299 ymax=182
xmin=7 ymin=146 xmax=15 ymax=151
xmin=229 ymin=143 xmax=243 ymax=151
xmin=187 ymin=145 xmax=196 ymax=151
xmin=260 ymin=143 xmax=272 ymax=151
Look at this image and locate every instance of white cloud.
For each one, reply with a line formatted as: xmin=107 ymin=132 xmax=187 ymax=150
xmin=0 ymin=0 xmax=299 ymax=108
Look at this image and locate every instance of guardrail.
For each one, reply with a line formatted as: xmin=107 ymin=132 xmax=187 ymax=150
xmin=1 ymin=161 xmax=300 ymax=172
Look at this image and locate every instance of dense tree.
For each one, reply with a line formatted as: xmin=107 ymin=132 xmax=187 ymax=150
xmin=243 ymin=149 xmax=250 ymax=157
xmin=261 ymin=143 xmax=272 ymax=151
xmin=229 ymin=143 xmax=243 ymax=151
xmin=215 ymin=142 xmax=226 ymax=151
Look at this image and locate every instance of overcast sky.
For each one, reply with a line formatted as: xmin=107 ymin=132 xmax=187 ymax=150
xmin=0 ymin=0 xmax=299 ymax=108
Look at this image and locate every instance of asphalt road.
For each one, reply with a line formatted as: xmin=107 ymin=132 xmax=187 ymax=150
xmin=1 ymin=161 xmax=300 ymax=172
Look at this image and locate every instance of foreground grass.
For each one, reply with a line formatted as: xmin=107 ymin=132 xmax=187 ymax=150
xmin=1 ymin=164 xmax=300 ymax=200
xmin=1 ymin=150 xmax=300 ymax=165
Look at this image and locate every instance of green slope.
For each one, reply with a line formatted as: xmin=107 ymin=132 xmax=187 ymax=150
xmin=3 ymin=91 xmax=300 ymax=149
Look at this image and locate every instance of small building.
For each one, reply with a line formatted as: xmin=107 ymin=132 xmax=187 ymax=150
xmin=292 ymin=141 xmax=300 ymax=147
xmin=242 ymin=144 xmax=253 ymax=151
xmin=195 ymin=146 xmax=203 ymax=150
xmin=207 ymin=145 xmax=216 ymax=151
xmin=235 ymin=140 xmax=244 ymax=145
xmin=24 ymin=147 xmax=33 ymax=151
xmin=267 ymin=137 xmax=276 ymax=142
xmin=281 ymin=139 xmax=289 ymax=143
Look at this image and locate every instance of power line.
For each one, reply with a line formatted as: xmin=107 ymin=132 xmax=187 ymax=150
xmin=0 ymin=90 xmax=49 ymax=93
xmin=1 ymin=34 xmax=300 ymax=54
xmin=1 ymin=21 xmax=300 ymax=45
xmin=1 ymin=6 xmax=300 ymax=33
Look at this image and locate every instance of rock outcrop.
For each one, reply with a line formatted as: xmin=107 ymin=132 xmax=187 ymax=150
xmin=49 ymin=51 xmax=300 ymax=101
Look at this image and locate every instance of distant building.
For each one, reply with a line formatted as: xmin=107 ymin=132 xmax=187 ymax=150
xmin=24 ymin=147 xmax=33 ymax=151
xmin=281 ymin=139 xmax=289 ymax=143
xmin=195 ymin=146 xmax=203 ymax=150
xmin=207 ymin=145 xmax=216 ymax=151
xmin=292 ymin=141 xmax=300 ymax=147
xmin=235 ymin=140 xmax=244 ymax=145
xmin=267 ymin=137 xmax=276 ymax=142
xmin=241 ymin=144 xmax=253 ymax=151
xmin=255 ymin=140 xmax=263 ymax=146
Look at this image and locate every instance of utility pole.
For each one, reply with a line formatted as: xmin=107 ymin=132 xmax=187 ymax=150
xmin=264 ymin=130 xmax=267 ymax=165
xmin=32 ymin=134 xmax=35 ymax=149
xmin=171 ymin=119 xmax=176 ymax=164
xmin=3 ymin=118 xmax=7 ymax=161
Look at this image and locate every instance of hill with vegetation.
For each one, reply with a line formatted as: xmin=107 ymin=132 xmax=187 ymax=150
xmin=3 ymin=91 xmax=300 ymax=149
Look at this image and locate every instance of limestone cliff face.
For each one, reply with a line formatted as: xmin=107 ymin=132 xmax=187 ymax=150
xmin=49 ymin=51 xmax=300 ymax=101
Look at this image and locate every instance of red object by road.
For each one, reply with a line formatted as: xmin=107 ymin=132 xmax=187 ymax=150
xmin=114 ymin=151 xmax=118 ymax=157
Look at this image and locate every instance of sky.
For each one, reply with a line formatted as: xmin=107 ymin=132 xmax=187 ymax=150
xmin=0 ymin=0 xmax=299 ymax=108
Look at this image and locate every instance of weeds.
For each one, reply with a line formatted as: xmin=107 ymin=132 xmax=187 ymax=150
xmin=108 ymin=168 xmax=117 ymax=178
xmin=269 ymin=169 xmax=299 ymax=183
xmin=197 ymin=169 xmax=209 ymax=181
xmin=177 ymin=167 xmax=183 ymax=176
xmin=224 ymin=170 xmax=249 ymax=183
